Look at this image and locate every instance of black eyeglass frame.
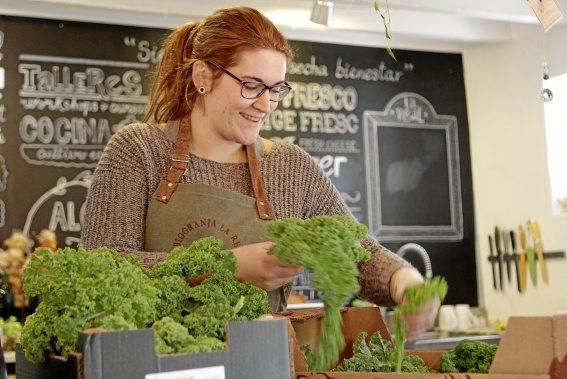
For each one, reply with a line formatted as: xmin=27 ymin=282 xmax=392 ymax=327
xmin=206 ymin=60 xmax=292 ymax=102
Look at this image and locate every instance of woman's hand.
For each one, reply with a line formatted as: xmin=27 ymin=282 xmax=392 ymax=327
xmin=231 ymin=241 xmax=303 ymax=291
xmin=401 ymin=296 xmax=441 ymax=342
xmin=390 ymin=267 xmax=441 ymax=341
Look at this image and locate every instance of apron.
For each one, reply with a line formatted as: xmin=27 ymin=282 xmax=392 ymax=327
xmin=145 ymin=117 xmax=289 ymax=311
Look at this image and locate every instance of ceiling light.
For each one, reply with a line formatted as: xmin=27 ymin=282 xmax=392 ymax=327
xmin=310 ymin=1 xmax=334 ymax=26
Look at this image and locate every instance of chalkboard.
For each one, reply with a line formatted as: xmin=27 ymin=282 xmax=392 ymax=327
xmin=0 ymin=16 xmax=476 ymax=306
xmin=0 ymin=16 xmax=168 ymax=247
xmin=263 ymin=41 xmax=476 ymax=305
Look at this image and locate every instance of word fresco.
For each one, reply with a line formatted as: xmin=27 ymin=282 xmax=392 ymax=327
xmin=0 ymin=16 xmax=167 ymax=246
xmin=0 ymin=18 xmax=475 ymax=305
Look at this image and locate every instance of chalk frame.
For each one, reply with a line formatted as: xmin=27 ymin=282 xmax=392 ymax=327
xmin=363 ymin=92 xmax=463 ymax=241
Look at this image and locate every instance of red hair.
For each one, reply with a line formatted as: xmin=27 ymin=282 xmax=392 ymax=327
xmin=144 ymin=7 xmax=293 ymax=124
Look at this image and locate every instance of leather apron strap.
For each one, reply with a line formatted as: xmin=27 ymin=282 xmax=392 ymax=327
xmin=155 ymin=117 xmax=192 ymax=203
xmin=246 ymin=142 xmax=274 ymax=220
xmin=155 ymin=116 xmax=274 ymax=220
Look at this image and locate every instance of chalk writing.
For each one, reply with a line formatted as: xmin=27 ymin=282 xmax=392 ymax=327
xmin=288 ymin=56 xmax=329 ymax=77
xmin=281 ymin=82 xmax=358 ymax=111
xmin=49 ymin=200 xmax=84 ymax=232
xmin=268 ymin=136 xmax=297 ymax=145
xmin=17 ymin=53 xmax=150 ymax=167
xmin=335 ymin=57 xmax=409 ymax=82
xmin=312 ymin=155 xmax=348 ymax=178
xmin=20 ymin=115 xmax=112 ymax=145
xmin=298 ymin=138 xmax=359 ymax=154
xmin=123 ymin=36 xmax=164 ymax=65
xmin=341 ymin=191 xmax=363 ymax=214
xmin=18 ymin=64 xmax=143 ymax=98
xmin=23 ymin=171 xmax=92 ymax=246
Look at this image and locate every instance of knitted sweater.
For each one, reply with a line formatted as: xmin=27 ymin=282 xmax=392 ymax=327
xmin=82 ymin=122 xmax=410 ymax=306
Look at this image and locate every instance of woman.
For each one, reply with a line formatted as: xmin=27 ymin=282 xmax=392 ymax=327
xmin=82 ymin=6 xmax=438 ymax=339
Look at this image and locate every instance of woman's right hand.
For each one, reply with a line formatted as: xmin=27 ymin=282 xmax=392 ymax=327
xmin=231 ymin=241 xmax=303 ymax=291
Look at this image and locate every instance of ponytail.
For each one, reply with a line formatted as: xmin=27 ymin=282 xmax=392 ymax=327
xmin=144 ymin=22 xmax=201 ymax=123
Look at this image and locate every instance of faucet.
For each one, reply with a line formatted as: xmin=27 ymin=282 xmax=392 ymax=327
xmin=396 ymin=243 xmax=433 ymax=279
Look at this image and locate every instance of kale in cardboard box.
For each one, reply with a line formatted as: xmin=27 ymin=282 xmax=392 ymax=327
xmin=17 ymin=318 xmax=292 ymax=379
xmin=288 ymin=306 xmax=567 ymax=379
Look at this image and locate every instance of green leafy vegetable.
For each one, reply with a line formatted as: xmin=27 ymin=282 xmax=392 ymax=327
xmin=164 ymin=237 xmax=272 ymax=339
xmin=334 ymin=331 xmax=430 ymax=373
xmin=21 ymin=247 xmax=160 ymax=363
xmin=153 ymin=317 xmax=225 ymax=355
xmin=154 ymin=237 xmax=270 ymax=348
xmin=150 ymin=237 xmax=235 ymax=280
xmin=21 ymin=237 xmax=272 ymax=364
xmin=440 ymin=339 xmax=497 ymax=373
xmin=152 ymin=275 xmax=191 ymax=322
xmin=267 ymin=215 xmax=370 ymax=371
xmin=393 ymin=276 xmax=448 ymax=372
xmin=0 ymin=316 xmax=23 ymax=350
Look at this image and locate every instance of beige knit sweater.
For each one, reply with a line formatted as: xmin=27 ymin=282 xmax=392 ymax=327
xmin=82 ymin=122 xmax=410 ymax=306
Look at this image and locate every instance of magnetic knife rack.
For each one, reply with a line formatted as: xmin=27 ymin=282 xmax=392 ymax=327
xmin=487 ymin=251 xmax=565 ymax=263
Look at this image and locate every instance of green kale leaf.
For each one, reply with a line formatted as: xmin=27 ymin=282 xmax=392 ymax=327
xmin=267 ymin=215 xmax=370 ymax=371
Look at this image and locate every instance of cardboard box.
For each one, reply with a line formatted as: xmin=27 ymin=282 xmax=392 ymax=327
xmin=16 ymin=318 xmax=293 ymax=379
xmin=288 ymin=307 xmax=567 ymax=379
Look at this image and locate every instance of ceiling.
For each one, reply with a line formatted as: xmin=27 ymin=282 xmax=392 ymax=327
xmin=1 ymin=0 xmax=565 ymax=43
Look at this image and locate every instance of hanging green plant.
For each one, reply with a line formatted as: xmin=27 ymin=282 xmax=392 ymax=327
xmin=374 ymin=0 xmax=397 ymax=61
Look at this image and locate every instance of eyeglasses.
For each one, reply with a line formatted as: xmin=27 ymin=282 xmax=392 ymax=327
xmin=207 ymin=60 xmax=292 ymax=102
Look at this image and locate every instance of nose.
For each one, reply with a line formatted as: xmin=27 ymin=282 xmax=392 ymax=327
xmin=253 ymin=89 xmax=273 ymax=113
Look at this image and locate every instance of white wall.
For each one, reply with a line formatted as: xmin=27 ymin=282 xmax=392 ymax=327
xmin=463 ymin=23 xmax=567 ymax=321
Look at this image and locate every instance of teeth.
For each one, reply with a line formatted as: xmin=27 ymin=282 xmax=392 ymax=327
xmin=241 ymin=112 xmax=261 ymax=122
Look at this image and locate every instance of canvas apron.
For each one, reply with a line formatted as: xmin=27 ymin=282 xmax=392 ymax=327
xmin=145 ymin=118 xmax=289 ymax=311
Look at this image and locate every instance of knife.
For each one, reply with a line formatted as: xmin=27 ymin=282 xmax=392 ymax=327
xmin=525 ymin=221 xmax=538 ymax=286
xmin=518 ymin=225 xmax=528 ymax=292
xmin=488 ymin=235 xmax=498 ymax=290
xmin=509 ymin=230 xmax=522 ymax=293
xmin=501 ymin=228 xmax=512 ymax=284
xmin=494 ymin=226 xmax=504 ymax=291
xmin=530 ymin=220 xmax=549 ymax=285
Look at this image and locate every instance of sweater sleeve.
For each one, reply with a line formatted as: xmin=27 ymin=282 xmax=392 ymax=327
xmin=81 ymin=124 xmax=169 ymax=267
xmin=296 ymin=147 xmax=412 ymax=306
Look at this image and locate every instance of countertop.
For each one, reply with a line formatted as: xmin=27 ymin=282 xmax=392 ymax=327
xmin=405 ymin=331 xmax=501 ymax=350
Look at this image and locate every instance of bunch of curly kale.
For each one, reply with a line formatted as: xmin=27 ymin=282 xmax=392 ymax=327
xmin=333 ymin=331 xmax=431 ymax=373
xmin=21 ymin=237 xmax=271 ymax=364
xmin=332 ymin=277 xmax=448 ymax=373
xmin=267 ymin=215 xmax=371 ymax=371
xmin=392 ymin=276 xmax=448 ymax=372
xmin=440 ymin=339 xmax=498 ymax=373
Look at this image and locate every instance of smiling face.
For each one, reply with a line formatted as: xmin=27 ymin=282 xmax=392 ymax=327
xmin=199 ymin=48 xmax=288 ymax=147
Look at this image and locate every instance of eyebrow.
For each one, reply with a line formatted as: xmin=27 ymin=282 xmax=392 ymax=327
xmin=241 ymin=75 xmax=287 ymax=86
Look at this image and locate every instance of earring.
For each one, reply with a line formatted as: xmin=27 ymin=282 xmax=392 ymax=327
xmin=198 ymin=86 xmax=206 ymax=95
